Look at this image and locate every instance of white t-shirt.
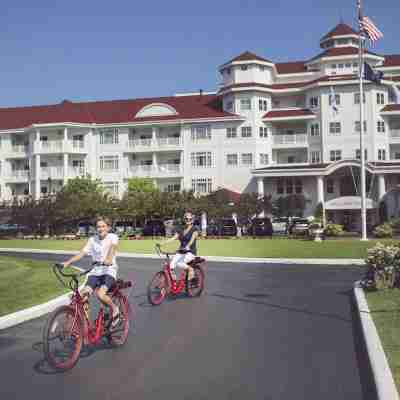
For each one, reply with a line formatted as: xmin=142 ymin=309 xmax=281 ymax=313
xmin=83 ymin=233 xmax=119 ymax=278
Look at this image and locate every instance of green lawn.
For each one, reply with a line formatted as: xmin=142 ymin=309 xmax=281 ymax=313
xmin=0 ymin=237 xmax=398 ymax=258
xmin=366 ymin=290 xmax=400 ymax=391
xmin=0 ymin=256 xmax=77 ymax=317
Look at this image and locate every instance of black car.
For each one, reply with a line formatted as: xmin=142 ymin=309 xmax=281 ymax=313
xmin=217 ymin=218 xmax=237 ymax=236
xmin=142 ymin=219 xmax=166 ymax=236
xmin=248 ymin=217 xmax=273 ymax=237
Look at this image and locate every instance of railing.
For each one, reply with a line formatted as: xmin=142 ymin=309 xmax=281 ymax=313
xmin=128 ymin=164 xmax=182 ymax=177
xmin=129 ymin=138 xmax=153 ymax=147
xmin=390 ymin=129 xmax=400 ymax=138
xmin=40 ymin=166 xmax=64 ymax=179
xmin=72 ymin=140 xmax=85 ymax=149
xmin=11 ymin=144 xmax=29 ymax=154
xmin=69 ymin=167 xmax=86 ymax=177
xmin=128 ymin=137 xmax=182 ymax=149
xmin=157 ymin=163 xmax=181 ymax=174
xmin=7 ymin=170 xmax=30 ymax=181
xmin=156 ymin=137 xmax=181 ymax=146
xmin=273 ymin=133 xmax=307 ymax=145
xmin=39 ymin=141 xmax=63 ymax=152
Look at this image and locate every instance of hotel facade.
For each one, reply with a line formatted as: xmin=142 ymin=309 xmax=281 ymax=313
xmin=0 ymin=23 xmax=400 ymax=229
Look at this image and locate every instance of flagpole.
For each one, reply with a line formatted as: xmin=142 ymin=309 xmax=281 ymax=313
xmin=358 ymin=0 xmax=368 ymax=240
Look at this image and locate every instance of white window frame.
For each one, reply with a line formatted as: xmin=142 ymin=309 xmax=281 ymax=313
xmin=241 ymin=126 xmax=252 ymax=138
xmin=191 ymin=178 xmax=212 ymax=194
xmin=191 ymin=125 xmax=211 ymax=141
xmin=99 ymin=128 xmax=119 ymax=145
xmin=310 ymin=151 xmax=321 ymax=164
xmin=259 ymin=153 xmax=269 ymax=165
xmin=227 ymin=153 xmax=238 ymax=166
xmin=191 ymin=152 xmax=212 ymax=168
xmin=330 ymin=150 xmax=342 ymax=162
xmin=310 ymin=123 xmax=320 ymax=137
xmin=226 ymin=127 xmax=237 ymax=138
xmin=100 ymin=155 xmax=119 ymax=171
xmin=259 ymin=127 xmax=268 ymax=138
xmin=378 ymin=149 xmax=386 ymax=160
xmin=329 ymin=122 xmax=341 ymax=135
xmin=240 ymin=98 xmax=251 ymax=111
xmin=377 ymin=120 xmax=386 ymax=133
xmin=310 ymin=96 xmax=319 ymax=108
xmin=241 ymin=153 xmax=253 ymax=166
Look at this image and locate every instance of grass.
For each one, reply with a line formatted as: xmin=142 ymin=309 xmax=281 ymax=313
xmin=365 ymin=289 xmax=400 ymax=391
xmin=0 ymin=237 xmax=398 ymax=258
xmin=0 ymin=256 xmax=78 ymax=317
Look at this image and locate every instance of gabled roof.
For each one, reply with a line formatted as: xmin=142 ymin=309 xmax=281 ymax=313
xmin=275 ymin=61 xmax=308 ymax=75
xmin=309 ymin=46 xmax=383 ymax=62
xmin=321 ymin=23 xmax=358 ymax=41
xmin=224 ymin=51 xmax=273 ymax=65
xmin=0 ymin=94 xmax=240 ymax=131
xmin=263 ymin=109 xmax=315 ymax=119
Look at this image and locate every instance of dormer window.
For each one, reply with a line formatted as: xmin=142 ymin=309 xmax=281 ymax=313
xmin=226 ymin=68 xmax=231 ymax=75
xmin=259 ymin=65 xmax=265 ymax=71
xmin=241 ymin=65 xmax=248 ymax=71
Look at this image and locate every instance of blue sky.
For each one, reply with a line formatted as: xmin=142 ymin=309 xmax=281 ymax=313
xmin=0 ymin=0 xmax=397 ymax=107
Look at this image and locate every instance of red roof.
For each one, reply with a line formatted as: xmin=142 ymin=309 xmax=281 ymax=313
xmin=381 ymin=104 xmax=400 ymax=112
xmin=225 ymin=51 xmax=272 ymax=65
xmin=310 ymin=46 xmax=382 ymax=62
xmin=321 ymin=23 xmax=358 ymax=41
xmin=275 ymin=61 xmax=307 ymax=74
xmin=383 ymin=54 xmax=400 ymax=67
xmin=0 ymin=94 xmax=240 ymax=131
xmin=212 ymin=188 xmax=241 ymax=204
xmin=263 ymin=109 xmax=315 ymax=119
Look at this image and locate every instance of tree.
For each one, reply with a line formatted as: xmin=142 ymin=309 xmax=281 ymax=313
xmin=127 ymin=177 xmax=158 ymax=194
xmin=272 ymin=194 xmax=307 ymax=217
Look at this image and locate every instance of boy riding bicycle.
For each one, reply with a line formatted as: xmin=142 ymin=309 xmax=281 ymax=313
xmin=62 ymin=216 xmax=120 ymax=328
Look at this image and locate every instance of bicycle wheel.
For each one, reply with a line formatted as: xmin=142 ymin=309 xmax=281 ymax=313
xmin=186 ymin=266 xmax=204 ymax=297
xmin=43 ymin=306 xmax=83 ymax=371
xmin=107 ymin=294 xmax=130 ymax=347
xmin=147 ymin=271 xmax=168 ymax=305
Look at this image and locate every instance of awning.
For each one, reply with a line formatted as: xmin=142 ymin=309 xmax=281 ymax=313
xmin=325 ymin=196 xmax=377 ymax=210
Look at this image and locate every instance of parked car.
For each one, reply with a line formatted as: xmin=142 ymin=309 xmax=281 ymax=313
xmin=143 ymin=219 xmax=166 ymax=236
xmin=217 ymin=218 xmax=237 ymax=236
xmin=272 ymin=217 xmax=289 ymax=235
xmin=288 ymin=218 xmax=310 ymax=236
xmin=248 ymin=218 xmax=273 ymax=237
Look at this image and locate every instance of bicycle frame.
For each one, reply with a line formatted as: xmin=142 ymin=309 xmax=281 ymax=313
xmin=163 ymin=260 xmax=188 ymax=295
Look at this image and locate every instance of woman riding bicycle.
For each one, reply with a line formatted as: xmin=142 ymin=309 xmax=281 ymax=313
xmin=62 ymin=216 xmax=120 ymax=327
xmin=158 ymin=211 xmax=199 ymax=281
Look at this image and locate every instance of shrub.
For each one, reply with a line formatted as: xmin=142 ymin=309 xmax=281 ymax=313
xmin=373 ymin=223 xmax=393 ymax=238
xmin=389 ymin=218 xmax=400 ymax=232
xmin=323 ymin=224 xmax=343 ymax=237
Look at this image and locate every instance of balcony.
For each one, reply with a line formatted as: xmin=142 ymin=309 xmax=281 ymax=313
xmin=36 ymin=141 xmax=64 ymax=154
xmin=6 ymin=170 xmax=30 ymax=183
xmin=7 ymin=145 xmax=30 ymax=158
xmin=389 ymin=129 xmax=400 ymax=141
xmin=66 ymin=140 xmax=87 ymax=153
xmin=40 ymin=166 xmax=64 ymax=180
xmin=127 ymin=163 xmax=182 ymax=178
xmin=272 ymin=133 xmax=308 ymax=148
xmin=126 ymin=137 xmax=182 ymax=152
xmin=69 ymin=167 xmax=86 ymax=178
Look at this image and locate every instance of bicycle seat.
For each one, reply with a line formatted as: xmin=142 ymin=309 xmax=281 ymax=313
xmin=188 ymin=257 xmax=205 ymax=266
xmin=108 ymin=279 xmax=133 ymax=292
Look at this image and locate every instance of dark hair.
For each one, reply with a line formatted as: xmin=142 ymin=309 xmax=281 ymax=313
xmin=95 ymin=217 xmax=112 ymax=227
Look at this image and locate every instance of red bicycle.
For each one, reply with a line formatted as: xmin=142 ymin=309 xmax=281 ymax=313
xmin=147 ymin=244 xmax=205 ymax=305
xmin=43 ymin=263 xmax=133 ymax=371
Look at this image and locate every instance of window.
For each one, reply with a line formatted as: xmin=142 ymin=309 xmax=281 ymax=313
xmin=241 ymin=126 xmax=252 ymax=137
xmin=277 ymin=179 xmax=284 ymax=194
xmin=377 ymin=121 xmax=386 ymax=133
xmin=100 ymin=156 xmax=119 ymax=171
xmin=226 ymin=101 xmax=233 ymax=111
xmin=191 ymin=125 xmax=211 ymax=141
xmin=165 ymin=183 xmax=181 ymax=192
xmin=286 ymin=178 xmax=293 ymax=194
xmin=354 ymin=93 xmax=366 ymax=104
xmin=259 ymin=153 xmax=269 ymax=165
xmin=191 ymin=178 xmax=212 ymax=194
xmin=226 ymin=127 xmax=237 ymax=138
xmin=227 ymin=154 xmax=238 ymax=166
xmin=377 ymin=93 xmax=385 ymax=105
xmin=310 ymin=97 xmax=319 ymax=108
xmin=241 ymin=153 xmax=253 ymax=166
xmin=329 ymin=93 xmax=341 ymax=106
xmin=191 ymin=152 xmax=212 ymax=168
xmin=103 ymin=182 xmax=119 ymax=196
xmin=259 ymin=99 xmax=268 ymax=111
xmin=338 ymin=63 xmax=344 ymax=70
xmin=330 ymin=150 xmax=342 ymax=161
xmin=73 ymin=135 xmax=84 ymax=148
xmin=310 ymin=124 xmax=320 ymax=137
xmin=40 ymin=161 xmax=48 ymax=168
xmin=259 ymin=127 xmax=268 ymax=138
xmin=310 ymin=151 xmax=321 ymax=164
xmin=355 ymin=121 xmax=367 ymax=133
xmin=99 ymin=128 xmax=119 ymax=145
xmin=240 ymin=98 xmax=251 ymax=110
xmin=331 ymin=64 xmax=337 ymax=71
xmin=378 ymin=149 xmax=386 ymax=160
xmin=240 ymin=65 xmax=248 ymax=71
xmin=41 ymin=186 xmax=48 ymax=194
xmin=356 ymin=149 xmax=368 ymax=160
xmin=295 ymin=178 xmax=303 ymax=194
xmin=345 ymin=62 xmax=351 ymax=68
xmin=226 ymin=68 xmax=231 ymax=75
xmin=259 ymin=65 xmax=265 ymax=71
xmin=327 ymin=179 xmax=334 ymax=194
xmin=329 ymin=122 xmax=341 ymax=135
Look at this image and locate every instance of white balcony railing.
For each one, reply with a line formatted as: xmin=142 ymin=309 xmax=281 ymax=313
xmin=128 ymin=164 xmax=182 ymax=177
xmin=11 ymin=144 xmax=29 ymax=154
xmin=390 ymin=129 xmax=400 ymax=138
xmin=156 ymin=137 xmax=181 ymax=147
xmin=69 ymin=167 xmax=86 ymax=177
xmin=273 ymin=133 xmax=308 ymax=145
xmin=40 ymin=166 xmax=64 ymax=179
xmin=7 ymin=170 xmax=30 ymax=182
xmin=128 ymin=136 xmax=182 ymax=149
xmin=129 ymin=138 xmax=152 ymax=148
xmin=39 ymin=141 xmax=63 ymax=152
xmin=157 ymin=163 xmax=181 ymax=174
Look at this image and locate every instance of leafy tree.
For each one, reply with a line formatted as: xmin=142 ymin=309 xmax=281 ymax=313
xmin=127 ymin=177 xmax=158 ymax=194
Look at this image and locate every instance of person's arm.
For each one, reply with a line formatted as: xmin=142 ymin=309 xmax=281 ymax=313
xmin=62 ymin=240 xmax=90 ymax=268
xmin=185 ymin=230 xmax=199 ymax=251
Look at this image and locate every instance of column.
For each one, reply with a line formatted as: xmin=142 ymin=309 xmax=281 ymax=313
xmin=35 ymin=154 xmax=40 ymax=200
xmin=152 ymin=126 xmax=157 ymax=143
xmin=152 ymin=152 xmax=158 ymax=172
xmin=317 ymin=175 xmax=324 ymax=204
xmin=257 ymin=177 xmax=264 ymax=198
xmin=87 ymin=128 xmax=94 ymax=177
xmin=63 ymin=127 xmax=68 ymax=151
xmin=63 ymin=153 xmax=68 ymax=185
xmin=35 ymin=129 xmax=40 ymax=153
xmin=378 ymin=174 xmax=386 ymax=200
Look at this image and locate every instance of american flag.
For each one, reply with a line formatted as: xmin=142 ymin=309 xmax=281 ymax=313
xmin=359 ymin=16 xmax=383 ymax=42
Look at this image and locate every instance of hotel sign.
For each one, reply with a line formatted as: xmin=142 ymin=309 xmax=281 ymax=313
xmin=325 ymin=196 xmax=377 ymax=210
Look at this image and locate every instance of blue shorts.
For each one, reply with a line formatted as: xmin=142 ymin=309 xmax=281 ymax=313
xmin=86 ymin=275 xmax=116 ymax=291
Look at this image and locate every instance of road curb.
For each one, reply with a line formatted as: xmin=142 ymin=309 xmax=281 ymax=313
xmin=0 ymin=264 xmax=85 ymax=331
xmin=0 ymin=247 xmax=365 ymax=265
xmin=353 ymin=282 xmax=399 ymax=400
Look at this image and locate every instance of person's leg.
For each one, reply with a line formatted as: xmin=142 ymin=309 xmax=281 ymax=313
xmin=170 ymin=254 xmax=183 ymax=280
xmin=179 ymin=253 xmax=196 ymax=280
xmin=95 ymin=276 xmax=119 ymax=327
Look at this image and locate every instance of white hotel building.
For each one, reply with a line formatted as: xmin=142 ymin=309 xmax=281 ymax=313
xmin=0 ymin=23 xmax=400 ymax=229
